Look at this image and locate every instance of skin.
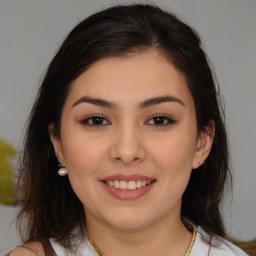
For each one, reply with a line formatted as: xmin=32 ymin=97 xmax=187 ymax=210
xmin=48 ymin=50 xmax=214 ymax=256
xmin=10 ymin=242 xmax=44 ymax=256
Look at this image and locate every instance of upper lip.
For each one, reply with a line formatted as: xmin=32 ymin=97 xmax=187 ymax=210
xmin=101 ymin=174 xmax=156 ymax=182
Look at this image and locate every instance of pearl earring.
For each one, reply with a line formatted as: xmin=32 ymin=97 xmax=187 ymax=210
xmin=58 ymin=164 xmax=67 ymax=176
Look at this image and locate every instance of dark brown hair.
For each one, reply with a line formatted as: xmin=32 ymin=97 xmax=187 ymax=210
xmin=17 ymin=3 xmax=230 ymax=249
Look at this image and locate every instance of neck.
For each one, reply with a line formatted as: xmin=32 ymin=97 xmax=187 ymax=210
xmin=85 ymin=213 xmax=193 ymax=256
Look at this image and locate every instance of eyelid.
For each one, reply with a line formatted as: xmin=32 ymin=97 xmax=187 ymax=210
xmin=145 ymin=114 xmax=176 ymax=126
xmin=80 ymin=114 xmax=175 ymax=127
xmin=80 ymin=114 xmax=111 ymax=126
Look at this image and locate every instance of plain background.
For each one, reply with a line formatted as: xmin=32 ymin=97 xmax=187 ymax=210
xmin=0 ymin=0 xmax=255 ymax=253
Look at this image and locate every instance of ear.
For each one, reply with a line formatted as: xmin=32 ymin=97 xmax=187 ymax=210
xmin=192 ymin=120 xmax=215 ymax=169
xmin=48 ymin=123 xmax=65 ymax=165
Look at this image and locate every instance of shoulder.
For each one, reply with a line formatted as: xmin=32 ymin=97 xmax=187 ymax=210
xmin=210 ymin=237 xmax=249 ymax=256
xmin=8 ymin=242 xmax=44 ymax=256
xmin=49 ymin=236 xmax=98 ymax=255
xmin=190 ymin=226 xmax=249 ymax=256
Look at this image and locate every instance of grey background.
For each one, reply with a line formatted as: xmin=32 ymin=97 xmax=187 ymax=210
xmin=0 ymin=0 xmax=255 ymax=253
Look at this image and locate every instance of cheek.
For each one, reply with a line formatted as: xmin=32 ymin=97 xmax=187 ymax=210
xmin=150 ymin=132 xmax=196 ymax=170
xmin=61 ymin=128 xmax=108 ymax=178
xmin=148 ymin=128 xmax=197 ymax=194
xmin=60 ymin=134 xmax=108 ymax=207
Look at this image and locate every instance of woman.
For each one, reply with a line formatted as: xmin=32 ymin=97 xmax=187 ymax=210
xmin=8 ymin=3 xmax=249 ymax=256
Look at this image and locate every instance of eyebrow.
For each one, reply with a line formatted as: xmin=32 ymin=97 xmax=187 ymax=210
xmin=72 ymin=95 xmax=184 ymax=109
xmin=139 ymin=95 xmax=185 ymax=109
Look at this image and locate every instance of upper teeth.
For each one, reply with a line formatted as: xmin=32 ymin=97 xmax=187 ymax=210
xmin=106 ymin=180 xmax=152 ymax=190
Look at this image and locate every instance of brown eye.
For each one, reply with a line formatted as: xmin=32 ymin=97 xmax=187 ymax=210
xmin=81 ymin=115 xmax=110 ymax=126
xmin=147 ymin=115 xmax=176 ymax=126
xmin=91 ymin=116 xmax=104 ymax=125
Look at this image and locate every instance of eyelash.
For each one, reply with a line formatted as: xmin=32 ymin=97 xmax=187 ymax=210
xmin=81 ymin=115 xmax=110 ymax=126
xmin=145 ymin=115 xmax=176 ymax=126
xmin=81 ymin=115 xmax=176 ymax=127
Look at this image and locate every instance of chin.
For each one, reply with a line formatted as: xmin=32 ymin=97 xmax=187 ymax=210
xmin=108 ymin=218 xmax=151 ymax=231
xmin=99 ymin=207 xmax=156 ymax=231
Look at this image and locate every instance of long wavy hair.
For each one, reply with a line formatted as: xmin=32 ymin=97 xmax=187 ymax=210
xmin=17 ymin=3 xmax=231 ymax=250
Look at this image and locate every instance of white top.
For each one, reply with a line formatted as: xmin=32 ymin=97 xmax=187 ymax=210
xmin=50 ymin=236 xmax=98 ymax=256
xmin=190 ymin=226 xmax=248 ymax=256
xmin=49 ymin=226 xmax=248 ymax=256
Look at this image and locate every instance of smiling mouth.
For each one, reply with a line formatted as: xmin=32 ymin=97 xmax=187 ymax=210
xmin=103 ymin=180 xmax=155 ymax=190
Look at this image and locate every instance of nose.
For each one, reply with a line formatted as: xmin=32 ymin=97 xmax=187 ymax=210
xmin=109 ymin=123 xmax=146 ymax=166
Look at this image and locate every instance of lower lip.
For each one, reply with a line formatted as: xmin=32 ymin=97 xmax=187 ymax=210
xmin=102 ymin=182 xmax=155 ymax=200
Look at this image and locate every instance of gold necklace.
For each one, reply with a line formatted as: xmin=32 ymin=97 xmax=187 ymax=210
xmin=86 ymin=224 xmax=197 ymax=256
xmin=185 ymin=223 xmax=197 ymax=256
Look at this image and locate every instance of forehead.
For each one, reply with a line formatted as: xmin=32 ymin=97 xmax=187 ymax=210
xmin=66 ymin=50 xmax=193 ymax=107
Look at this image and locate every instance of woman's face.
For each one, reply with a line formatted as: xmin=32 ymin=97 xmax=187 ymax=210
xmin=50 ymin=50 xmax=212 ymax=231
